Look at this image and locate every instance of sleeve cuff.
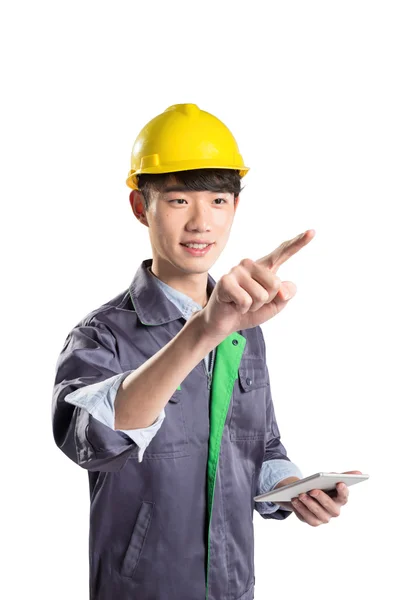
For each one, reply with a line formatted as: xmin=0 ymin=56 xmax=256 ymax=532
xmin=65 ymin=370 xmax=166 ymax=462
xmin=117 ymin=409 xmax=166 ymax=462
xmin=256 ymin=459 xmax=303 ymax=514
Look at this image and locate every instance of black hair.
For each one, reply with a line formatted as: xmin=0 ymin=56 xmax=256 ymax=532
xmin=137 ymin=168 xmax=243 ymax=211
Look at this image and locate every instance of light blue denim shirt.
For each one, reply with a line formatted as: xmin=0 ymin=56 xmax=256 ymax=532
xmin=65 ymin=266 xmax=303 ymax=513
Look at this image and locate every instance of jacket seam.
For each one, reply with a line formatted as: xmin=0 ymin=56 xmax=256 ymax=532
xmin=83 ymin=304 xmax=122 ymax=325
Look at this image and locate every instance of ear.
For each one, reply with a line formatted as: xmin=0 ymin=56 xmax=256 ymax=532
xmin=233 ymin=194 xmax=240 ymax=213
xmin=129 ymin=190 xmax=149 ymax=227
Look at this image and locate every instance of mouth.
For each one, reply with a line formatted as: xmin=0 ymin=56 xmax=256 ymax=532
xmin=180 ymin=242 xmax=214 ymax=256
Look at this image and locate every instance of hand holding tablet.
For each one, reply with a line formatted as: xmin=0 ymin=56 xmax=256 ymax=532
xmin=254 ymin=472 xmax=369 ymax=504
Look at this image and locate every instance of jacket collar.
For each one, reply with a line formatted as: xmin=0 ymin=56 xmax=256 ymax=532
xmin=129 ymin=258 xmax=217 ymax=326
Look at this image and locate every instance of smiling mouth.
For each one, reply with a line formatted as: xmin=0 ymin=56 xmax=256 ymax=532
xmin=180 ymin=243 xmax=214 ymax=248
xmin=179 ymin=242 xmax=215 ymax=255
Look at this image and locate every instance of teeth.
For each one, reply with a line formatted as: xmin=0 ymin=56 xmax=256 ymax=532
xmin=184 ymin=243 xmax=209 ymax=249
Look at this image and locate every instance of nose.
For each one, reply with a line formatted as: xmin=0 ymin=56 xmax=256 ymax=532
xmin=186 ymin=201 xmax=212 ymax=233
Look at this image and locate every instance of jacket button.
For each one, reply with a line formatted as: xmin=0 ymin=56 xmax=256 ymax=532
xmin=232 ymin=339 xmax=238 ymax=346
xmin=246 ymin=377 xmax=252 ymax=386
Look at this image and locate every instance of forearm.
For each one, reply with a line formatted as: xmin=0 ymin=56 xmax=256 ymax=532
xmin=114 ymin=312 xmax=222 ymax=429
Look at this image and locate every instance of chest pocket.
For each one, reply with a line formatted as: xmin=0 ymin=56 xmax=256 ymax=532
xmin=229 ymin=357 xmax=268 ymax=441
xmin=140 ymin=388 xmax=190 ymax=459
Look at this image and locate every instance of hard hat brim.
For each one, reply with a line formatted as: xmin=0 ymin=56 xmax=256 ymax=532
xmin=126 ymin=163 xmax=250 ymax=190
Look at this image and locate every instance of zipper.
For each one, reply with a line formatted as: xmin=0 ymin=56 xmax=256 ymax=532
xmin=204 ymin=347 xmax=215 ymax=390
xmin=209 ymin=347 xmax=215 ymax=388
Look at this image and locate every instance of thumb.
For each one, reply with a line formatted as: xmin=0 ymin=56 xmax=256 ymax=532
xmin=275 ymin=281 xmax=297 ymax=303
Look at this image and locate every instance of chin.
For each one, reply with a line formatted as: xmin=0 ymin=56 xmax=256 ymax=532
xmin=178 ymin=257 xmax=215 ymax=274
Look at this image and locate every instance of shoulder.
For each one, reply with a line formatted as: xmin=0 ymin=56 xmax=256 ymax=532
xmin=72 ymin=287 xmax=138 ymax=335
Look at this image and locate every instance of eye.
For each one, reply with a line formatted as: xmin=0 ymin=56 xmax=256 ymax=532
xmin=167 ymin=197 xmax=227 ymax=205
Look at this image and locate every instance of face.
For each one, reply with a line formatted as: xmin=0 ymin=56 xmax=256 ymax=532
xmin=129 ymin=175 xmax=240 ymax=278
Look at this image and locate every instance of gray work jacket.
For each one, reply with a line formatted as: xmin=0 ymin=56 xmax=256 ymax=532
xmin=52 ymin=258 xmax=294 ymax=600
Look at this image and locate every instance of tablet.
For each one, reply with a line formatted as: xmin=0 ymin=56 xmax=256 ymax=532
xmin=253 ymin=472 xmax=369 ymax=503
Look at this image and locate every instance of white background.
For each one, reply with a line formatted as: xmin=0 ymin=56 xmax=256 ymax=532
xmin=2 ymin=1 xmax=398 ymax=598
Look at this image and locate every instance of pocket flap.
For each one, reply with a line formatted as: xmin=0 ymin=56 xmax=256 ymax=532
xmin=238 ymin=358 xmax=269 ymax=392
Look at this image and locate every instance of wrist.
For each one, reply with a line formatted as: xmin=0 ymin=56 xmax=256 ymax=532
xmin=185 ymin=310 xmax=226 ymax=350
xmin=274 ymin=477 xmax=301 ymax=512
xmin=273 ymin=476 xmax=301 ymax=490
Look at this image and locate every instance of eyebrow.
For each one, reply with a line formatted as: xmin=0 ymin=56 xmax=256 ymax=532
xmin=161 ymin=185 xmax=230 ymax=195
xmin=162 ymin=185 xmax=196 ymax=194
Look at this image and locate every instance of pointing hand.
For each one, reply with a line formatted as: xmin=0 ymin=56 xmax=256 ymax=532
xmin=200 ymin=229 xmax=315 ymax=339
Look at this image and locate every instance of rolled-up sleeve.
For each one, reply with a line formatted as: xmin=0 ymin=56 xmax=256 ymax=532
xmin=52 ymin=321 xmax=141 ymax=472
xmin=255 ymin=459 xmax=303 ymax=515
xmin=64 ymin=371 xmax=166 ymax=463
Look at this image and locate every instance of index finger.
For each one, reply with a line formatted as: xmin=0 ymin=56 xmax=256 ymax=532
xmin=256 ymin=229 xmax=315 ymax=273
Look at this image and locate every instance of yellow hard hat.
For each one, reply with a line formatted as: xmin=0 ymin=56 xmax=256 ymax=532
xmin=126 ymin=103 xmax=249 ymax=190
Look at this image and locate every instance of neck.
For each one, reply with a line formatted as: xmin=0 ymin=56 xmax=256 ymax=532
xmin=150 ymin=260 xmax=209 ymax=307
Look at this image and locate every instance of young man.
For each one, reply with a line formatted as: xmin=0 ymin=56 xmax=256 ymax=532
xmin=52 ymin=104 xmax=355 ymax=600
